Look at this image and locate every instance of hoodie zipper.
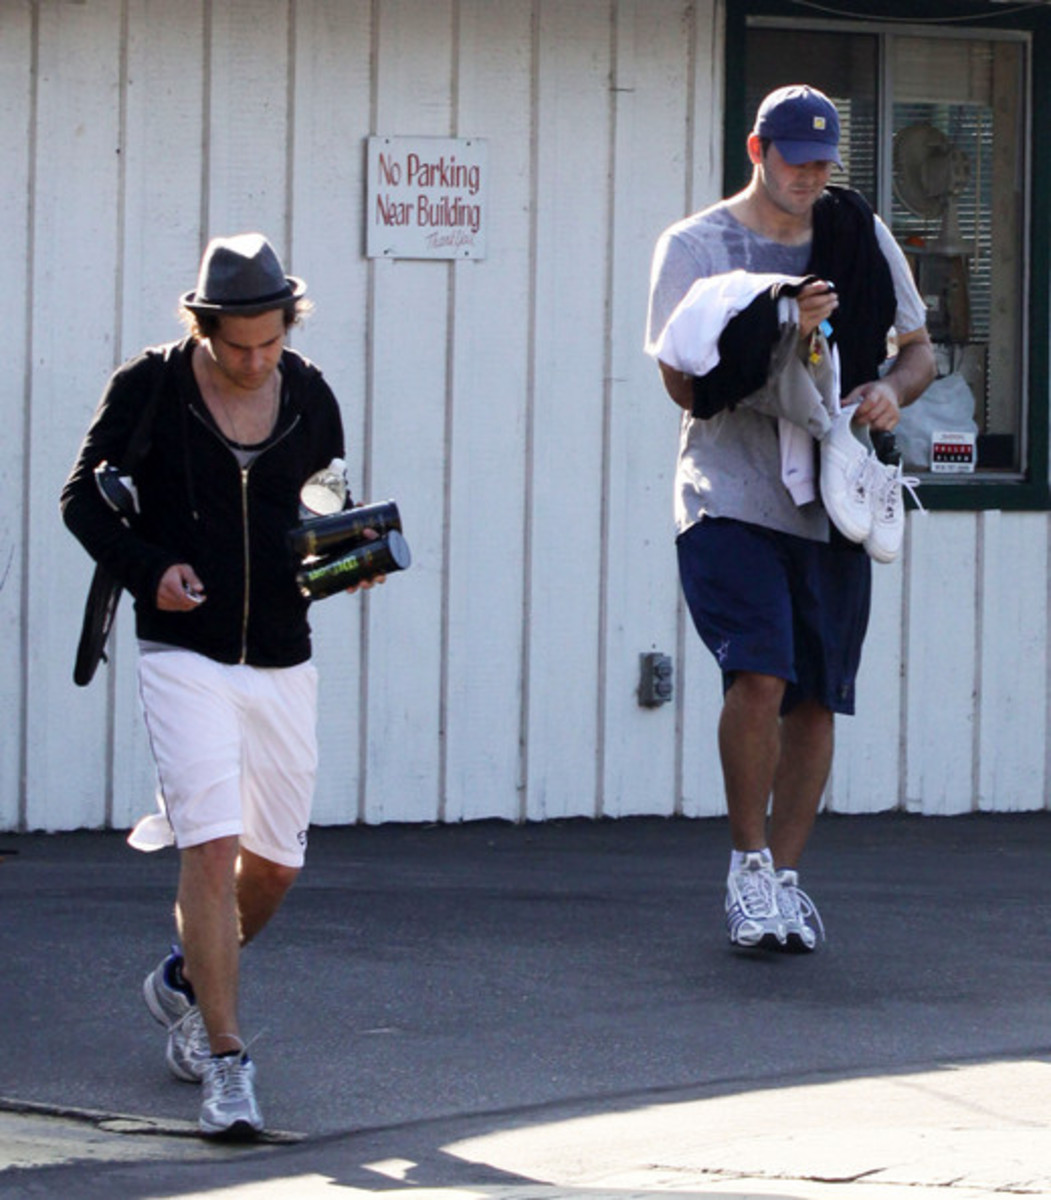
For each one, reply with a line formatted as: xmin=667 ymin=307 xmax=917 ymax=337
xmin=190 ymin=404 xmax=302 ymax=663
xmin=236 ymin=464 xmax=251 ymax=662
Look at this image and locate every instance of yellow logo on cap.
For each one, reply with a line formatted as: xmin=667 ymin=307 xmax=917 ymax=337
xmin=813 ymin=116 xmax=827 ymax=130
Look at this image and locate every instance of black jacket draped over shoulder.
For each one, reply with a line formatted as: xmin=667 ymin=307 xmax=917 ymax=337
xmin=690 ymin=186 xmax=898 ymax=420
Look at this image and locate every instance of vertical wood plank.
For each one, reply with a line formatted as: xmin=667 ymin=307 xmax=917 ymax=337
xmin=108 ymin=0 xmax=208 ymax=833
xmin=122 ymin=0 xmax=206 ymax=355
xmin=829 ymin=551 xmax=905 ymax=814
xmin=0 ymin=0 xmax=33 ymax=830
xmin=601 ymin=0 xmax=692 ymax=817
xmin=670 ymin=0 xmax=727 ymax=821
xmin=977 ymin=510 xmax=1048 ymax=811
xmin=688 ymin=0 xmax=725 ymax=215
xmin=29 ymin=0 xmax=124 ymax=830
xmin=364 ymin=0 xmax=454 ymax=823
xmin=206 ymin=0 xmax=290 ymax=240
xmin=678 ymin=627 xmax=726 ymax=819
xmin=442 ymin=0 xmax=533 ymax=821
xmin=522 ymin=0 xmax=610 ymax=820
xmin=288 ymin=0 xmax=373 ymax=826
xmin=903 ymin=512 xmax=978 ymax=814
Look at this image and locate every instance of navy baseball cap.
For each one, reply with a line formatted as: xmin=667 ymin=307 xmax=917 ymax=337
xmin=754 ymin=84 xmax=842 ymax=167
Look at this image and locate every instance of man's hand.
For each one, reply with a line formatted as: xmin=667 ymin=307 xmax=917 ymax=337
xmin=796 ymin=279 xmax=839 ymax=340
xmin=843 ymin=379 xmax=901 ymax=432
xmin=157 ymin=563 xmax=206 ymax=611
xmin=346 ymin=574 xmax=385 ymax=594
xmin=844 ymin=331 xmax=937 ymax=433
xmin=345 ymin=525 xmax=386 ymax=594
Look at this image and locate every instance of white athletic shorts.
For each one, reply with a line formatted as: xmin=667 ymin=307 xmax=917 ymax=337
xmin=136 ymin=649 xmax=319 ymax=868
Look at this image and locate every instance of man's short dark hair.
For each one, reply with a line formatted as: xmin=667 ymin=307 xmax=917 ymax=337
xmin=179 ymin=298 xmax=312 ymax=340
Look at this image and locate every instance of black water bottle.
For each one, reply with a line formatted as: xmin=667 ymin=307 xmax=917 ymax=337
xmin=296 ymin=530 xmax=412 ymax=599
xmin=288 ymin=500 xmax=403 ymax=560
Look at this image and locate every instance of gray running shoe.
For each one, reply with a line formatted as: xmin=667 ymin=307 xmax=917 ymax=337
xmin=725 ymin=853 xmax=786 ymax=949
xmin=199 ymin=1050 xmax=264 ymax=1141
xmin=775 ymin=868 xmax=826 ymax=953
xmin=143 ymin=950 xmax=209 ymax=1082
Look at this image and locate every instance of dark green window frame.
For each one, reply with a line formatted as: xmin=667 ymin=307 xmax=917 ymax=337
xmin=725 ymin=0 xmax=1051 ymax=512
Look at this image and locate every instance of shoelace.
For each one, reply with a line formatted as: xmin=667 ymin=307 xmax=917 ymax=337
xmin=780 ymin=881 xmax=826 ymax=943
xmin=858 ymin=452 xmax=888 ymax=505
xmin=869 ymin=458 xmax=924 ymax=520
xmin=211 ymin=1054 xmax=255 ymax=1098
xmin=204 ymin=1032 xmax=262 ymax=1099
xmin=737 ymin=867 xmax=778 ymax=918
xmin=172 ymin=1005 xmax=209 ymax=1059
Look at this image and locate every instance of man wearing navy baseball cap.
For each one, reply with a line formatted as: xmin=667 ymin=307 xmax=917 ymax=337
xmin=646 ymin=87 xmax=934 ymax=954
xmin=754 ymin=84 xmax=844 ymax=167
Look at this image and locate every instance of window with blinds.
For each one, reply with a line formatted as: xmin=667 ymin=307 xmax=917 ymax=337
xmin=746 ymin=23 xmax=1028 ymax=480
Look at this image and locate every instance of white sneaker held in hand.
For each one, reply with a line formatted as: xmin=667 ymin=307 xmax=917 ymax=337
xmin=865 ymin=458 xmax=923 ymax=564
xmin=820 ymin=407 xmax=875 ymax=544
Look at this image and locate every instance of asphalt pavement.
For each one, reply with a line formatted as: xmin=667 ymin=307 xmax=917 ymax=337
xmin=1 ymin=811 xmax=1049 ymax=1199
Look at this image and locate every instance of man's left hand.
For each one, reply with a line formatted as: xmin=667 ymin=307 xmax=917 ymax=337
xmin=344 ymin=525 xmax=386 ymax=594
xmin=843 ymin=379 xmax=900 ymax=432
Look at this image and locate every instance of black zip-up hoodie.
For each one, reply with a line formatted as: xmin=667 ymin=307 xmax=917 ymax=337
xmin=61 ymin=337 xmax=345 ymax=667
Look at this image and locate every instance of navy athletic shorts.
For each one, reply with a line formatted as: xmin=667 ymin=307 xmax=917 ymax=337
xmin=676 ymin=517 xmax=872 ymax=715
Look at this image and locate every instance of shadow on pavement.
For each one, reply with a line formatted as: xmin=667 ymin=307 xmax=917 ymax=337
xmin=2 ymin=812 xmax=1050 ymax=1197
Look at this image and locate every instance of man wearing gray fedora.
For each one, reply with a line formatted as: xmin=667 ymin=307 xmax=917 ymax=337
xmin=62 ymin=233 xmax=378 ymax=1139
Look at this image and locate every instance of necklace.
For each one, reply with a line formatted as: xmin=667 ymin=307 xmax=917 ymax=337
xmin=196 ymin=349 xmax=280 ymax=446
xmin=217 ymin=371 xmax=279 ymax=446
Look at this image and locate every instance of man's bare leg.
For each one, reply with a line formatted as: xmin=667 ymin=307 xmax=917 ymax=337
xmin=768 ymin=699 xmax=834 ymax=869
xmin=719 ymin=672 xmax=790 ymax=947
xmin=719 ymin=671 xmax=786 ymax=848
xmin=175 ymin=836 xmax=242 ymax=1054
xmin=176 ymin=842 xmax=300 ymax=1054
xmin=236 ymin=848 xmax=299 ymax=945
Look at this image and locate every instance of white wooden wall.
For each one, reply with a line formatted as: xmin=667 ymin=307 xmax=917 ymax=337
xmin=3 ymin=0 xmax=1047 ymax=833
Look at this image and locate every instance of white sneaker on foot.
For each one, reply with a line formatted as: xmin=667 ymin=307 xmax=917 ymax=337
xmin=726 ymin=853 xmax=786 ymax=949
xmin=199 ymin=1048 xmax=264 ymax=1141
xmin=775 ymin=869 xmax=826 ymax=953
xmin=143 ymin=949 xmax=209 ymax=1083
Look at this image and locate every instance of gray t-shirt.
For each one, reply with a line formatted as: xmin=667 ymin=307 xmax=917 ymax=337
xmin=646 ymin=200 xmax=927 ymax=540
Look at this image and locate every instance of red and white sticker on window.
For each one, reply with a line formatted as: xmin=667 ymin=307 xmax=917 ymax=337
xmin=930 ymin=430 xmax=977 ymax=473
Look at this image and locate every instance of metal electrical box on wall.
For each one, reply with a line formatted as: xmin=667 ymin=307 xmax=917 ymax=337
xmin=638 ymin=652 xmax=674 ymax=708
xmin=365 ymin=135 xmax=489 ymax=260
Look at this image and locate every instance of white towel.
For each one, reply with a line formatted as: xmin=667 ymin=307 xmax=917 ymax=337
xmin=649 ymin=269 xmax=802 ymax=374
xmin=652 ymin=271 xmax=839 ymax=505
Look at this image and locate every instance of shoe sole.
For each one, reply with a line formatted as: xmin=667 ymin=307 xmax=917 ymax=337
xmin=199 ymin=1118 xmax=263 ymax=1142
xmin=820 ymin=478 xmax=871 ymax=542
xmin=780 ymin=932 xmax=818 ymax=954
xmin=728 ymin=929 xmax=785 ymax=952
xmin=820 ymin=416 xmax=874 ymax=543
xmin=864 ymin=532 xmax=900 ymax=564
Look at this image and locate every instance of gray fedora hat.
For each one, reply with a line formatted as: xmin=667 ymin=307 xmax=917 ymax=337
xmin=181 ymin=232 xmax=306 ymax=315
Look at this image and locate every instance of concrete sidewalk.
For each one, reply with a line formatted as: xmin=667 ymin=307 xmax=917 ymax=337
xmin=1 ymin=812 xmax=1049 ymax=1198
